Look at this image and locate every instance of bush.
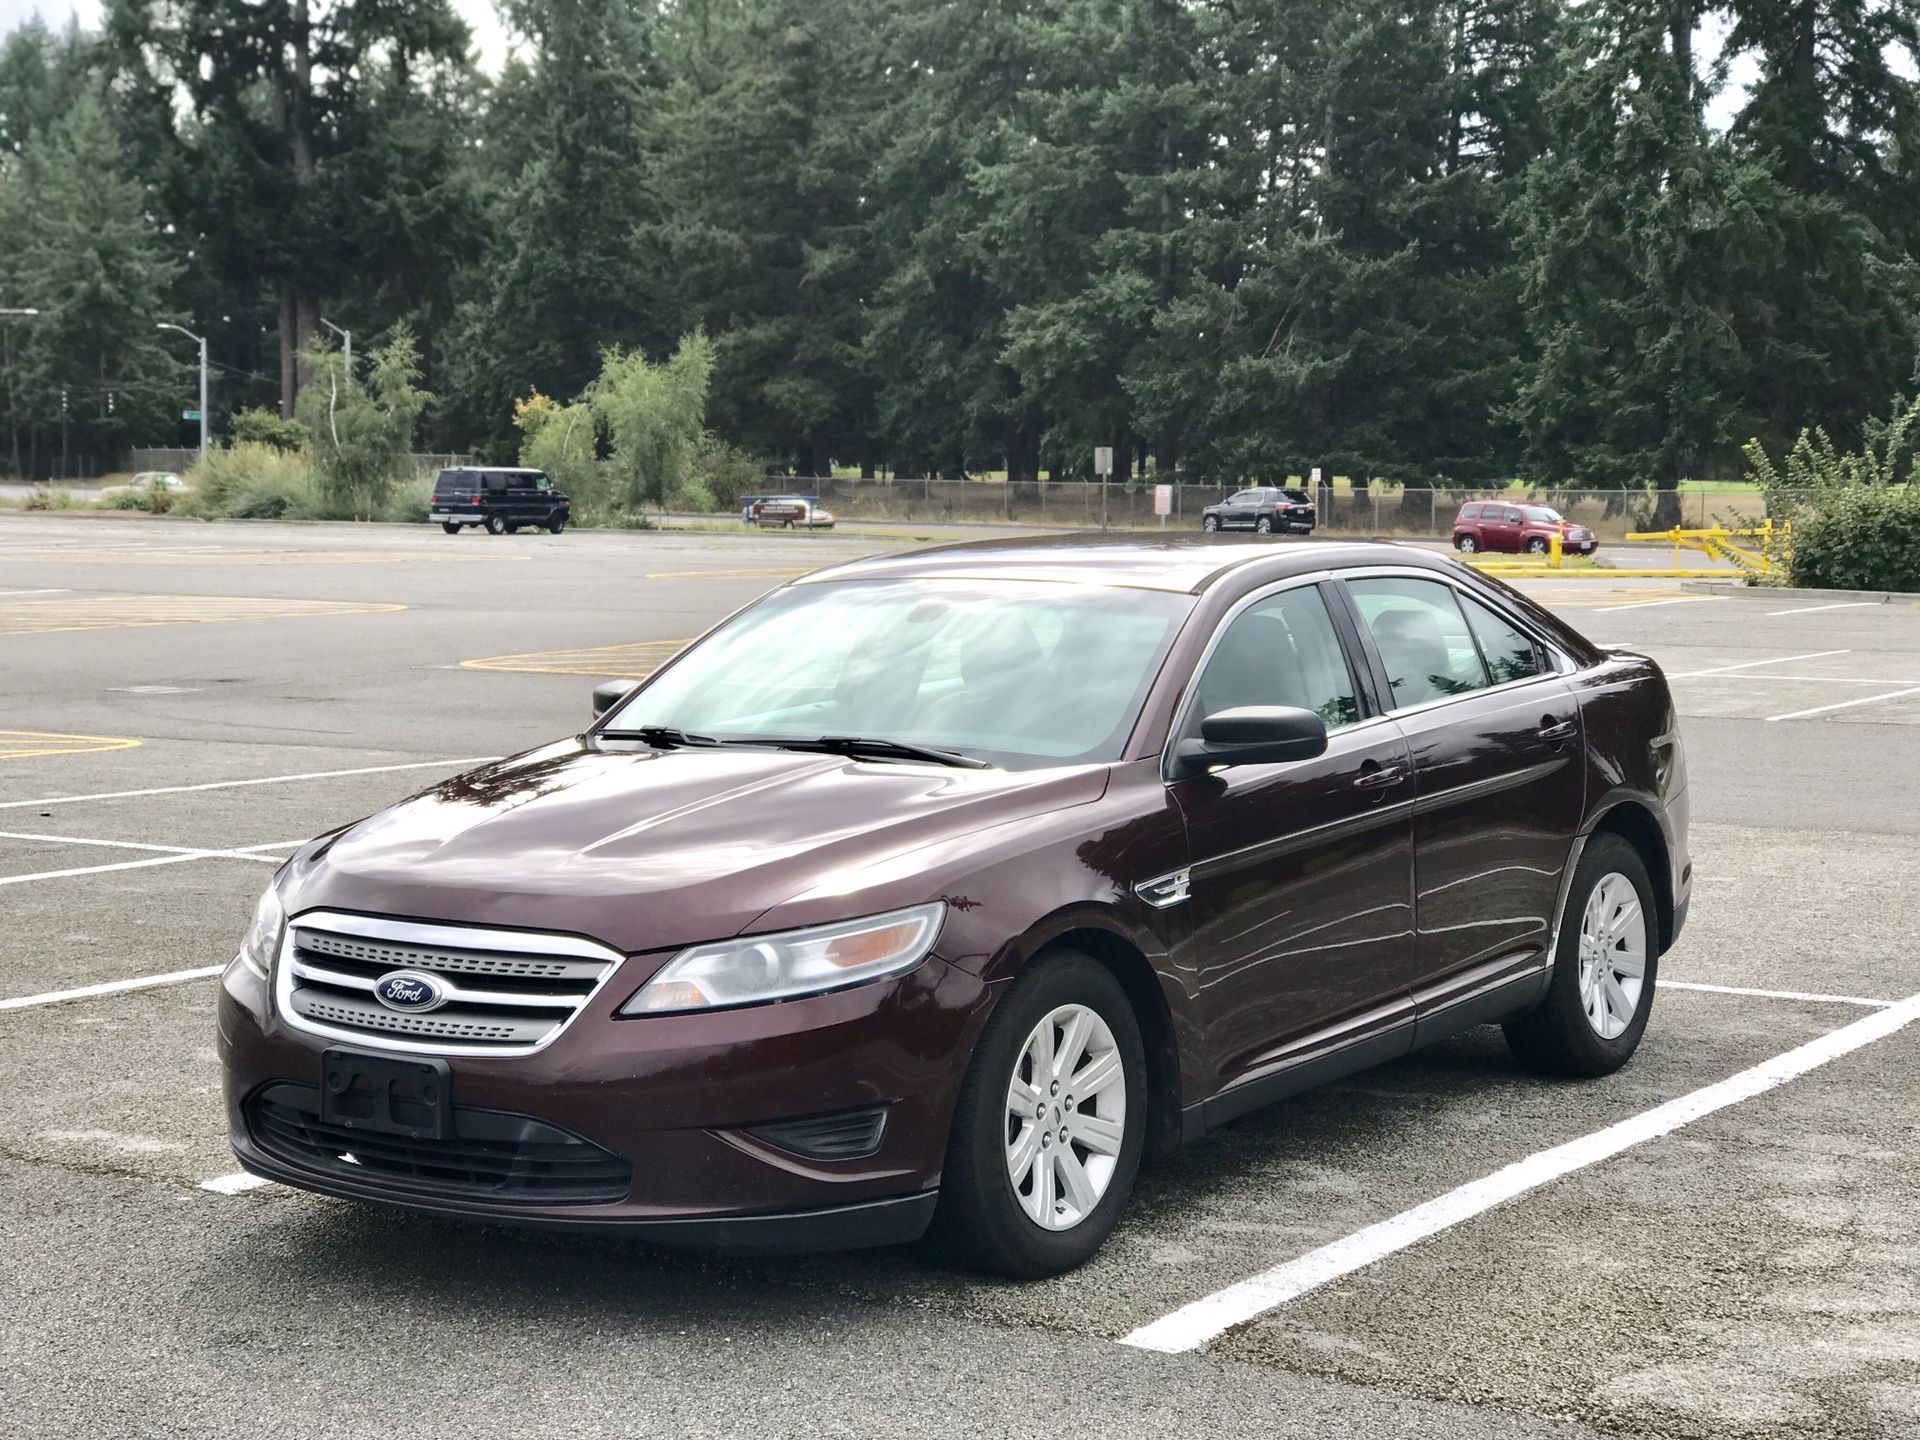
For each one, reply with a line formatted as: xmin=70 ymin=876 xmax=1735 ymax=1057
xmin=1744 ymin=395 xmax=1920 ymax=593
xmin=229 ymin=406 xmax=308 ymax=453
xmin=1780 ymin=484 xmax=1920 ymax=592
xmin=690 ymin=435 xmax=768 ymax=513
xmin=106 ymin=488 xmax=150 ymax=509
xmin=670 ymin=476 xmax=715 ymax=513
xmin=175 ymin=442 xmax=323 ymax=520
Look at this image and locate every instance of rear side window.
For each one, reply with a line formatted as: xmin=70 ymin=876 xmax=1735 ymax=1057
xmin=1192 ymin=586 xmax=1360 ymax=733
xmin=1459 ymin=594 xmax=1545 ymax=684
xmin=1347 ymin=577 xmax=1489 ymax=709
xmin=1461 ymin=503 xmax=1483 ymax=520
xmin=483 ymin=473 xmax=508 ymax=493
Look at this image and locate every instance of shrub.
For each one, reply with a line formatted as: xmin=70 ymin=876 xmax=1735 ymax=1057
xmin=175 ymin=442 xmax=323 ymax=520
xmin=690 ymin=435 xmax=768 ymax=513
xmin=587 ymin=332 xmax=714 ymax=510
xmin=514 ymin=389 xmax=606 ymax=518
xmin=1744 ymin=394 xmax=1920 ymax=593
xmin=106 ymin=488 xmax=150 ymax=509
xmin=229 ymin=406 xmax=308 ymax=453
xmin=295 ymin=330 xmax=431 ymax=519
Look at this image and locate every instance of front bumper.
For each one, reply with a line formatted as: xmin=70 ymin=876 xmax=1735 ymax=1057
xmin=217 ymin=948 xmax=997 ymax=1250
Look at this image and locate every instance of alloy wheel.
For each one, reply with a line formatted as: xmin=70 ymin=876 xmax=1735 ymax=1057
xmin=1578 ymin=872 xmax=1647 ymax=1039
xmin=1004 ymin=1003 xmax=1127 ymax=1232
xmin=1458 ymin=535 xmax=1477 ymax=552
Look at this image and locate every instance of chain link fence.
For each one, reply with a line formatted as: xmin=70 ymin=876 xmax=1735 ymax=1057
xmin=780 ymin=478 xmax=1775 ymax=539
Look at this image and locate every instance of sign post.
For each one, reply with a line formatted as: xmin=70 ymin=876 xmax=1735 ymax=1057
xmin=1094 ymin=446 xmax=1114 ymax=530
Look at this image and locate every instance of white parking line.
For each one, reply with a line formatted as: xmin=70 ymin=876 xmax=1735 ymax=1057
xmin=1765 ymin=685 xmax=1920 ymax=722
xmin=1658 ymin=980 xmax=1891 ymax=1008
xmin=1591 ymin=596 xmax=1727 ymax=613
xmin=1120 ymin=989 xmax=1920 ymax=1354
xmin=1666 ymin=649 xmax=1849 ymax=679
xmin=1766 ymin=601 xmax=1882 ymax=617
xmin=0 ymin=588 xmax=70 ymax=597
xmin=0 ymin=965 xmax=225 ymax=1013
xmin=0 ymin=837 xmax=305 ymax=887
xmin=0 ymin=756 xmax=496 ymax=811
xmin=199 ymin=1172 xmax=274 ymax=1196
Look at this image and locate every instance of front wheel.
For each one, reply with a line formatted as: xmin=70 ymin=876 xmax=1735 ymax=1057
xmin=1527 ymin=536 xmax=1550 ymax=555
xmin=548 ymin=514 xmax=567 ymax=534
xmin=1505 ymin=832 xmax=1658 ymax=1077
xmin=933 ymin=949 xmax=1146 ymax=1277
xmin=1202 ymin=515 xmax=1220 ymax=533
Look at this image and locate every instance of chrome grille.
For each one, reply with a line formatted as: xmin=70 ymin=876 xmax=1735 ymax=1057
xmin=276 ymin=912 xmax=623 ymax=1056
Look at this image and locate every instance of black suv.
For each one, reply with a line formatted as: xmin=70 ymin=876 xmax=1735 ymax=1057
xmin=431 ymin=467 xmax=571 ymax=535
xmin=1200 ymin=487 xmax=1316 ymax=535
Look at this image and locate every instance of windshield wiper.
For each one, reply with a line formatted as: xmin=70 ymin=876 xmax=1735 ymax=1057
xmin=593 ymin=725 xmax=721 ymax=750
xmin=772 ymin=735 xmax=992 ymax=769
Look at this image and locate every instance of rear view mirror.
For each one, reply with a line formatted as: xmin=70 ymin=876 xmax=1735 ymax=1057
xmin=592 ymin=681 xmax=636 ymax=719
xmin=1170 ymin=705 xmax=1328 ymax=780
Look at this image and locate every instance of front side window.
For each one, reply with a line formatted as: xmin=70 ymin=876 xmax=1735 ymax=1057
xmin=1524 ymin=506 xmax=1561 ymax=523
xmin=1347 ymin=577 xmax=1489 ymax=709
xmin=1503 ymin=507 xmax=1524 ymax=524
xmin=604 ymin=579 xmax=1193 ymax=770
xmin=1459 ymin=593 xmax=1545 ymax=685
xmin=1189 ymin=586 xmax=1360 ymax=734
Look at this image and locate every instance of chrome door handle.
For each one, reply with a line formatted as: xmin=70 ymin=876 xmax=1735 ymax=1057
xmin=1538 ymin=717 xmax=1577 ymax=743
xmin=1353 ymin=763 xmax=1407 ymax=790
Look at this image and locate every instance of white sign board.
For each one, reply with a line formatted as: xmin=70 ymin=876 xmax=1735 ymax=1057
xmin=1310 ymin=466 xmax=1322 ymax=485
xmin=1153 ymin=484 xmax=1173 ymax=517
xmin=1094 ymin=446 xmax=1114 ymax=476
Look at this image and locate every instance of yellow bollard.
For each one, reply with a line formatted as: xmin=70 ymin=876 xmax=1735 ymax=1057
xmin=1549 ymin=531 xmax=1563 ymax=569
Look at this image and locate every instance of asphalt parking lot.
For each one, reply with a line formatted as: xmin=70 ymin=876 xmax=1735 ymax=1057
xmin=3 ymin=514 xmax=1917 ymax=1440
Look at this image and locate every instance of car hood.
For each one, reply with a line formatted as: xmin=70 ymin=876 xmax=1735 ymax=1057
xmin=284 ymin=740 xmax=1108 ymax=956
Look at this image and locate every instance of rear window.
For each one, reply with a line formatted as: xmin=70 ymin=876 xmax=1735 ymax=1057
xmin=1279 ymin=489 xmax=1310 ymax=504
xmin=432 ymin=470 xmax=471 ymax=493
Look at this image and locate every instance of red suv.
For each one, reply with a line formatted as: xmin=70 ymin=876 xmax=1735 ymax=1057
xmin=1453 ymin=502 xmax=1595 ymax=556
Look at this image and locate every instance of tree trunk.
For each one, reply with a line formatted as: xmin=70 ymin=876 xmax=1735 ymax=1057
xmin=1652 ymin=478 xmax=1683 ymax=528
xmin=279 ymin=288 xmax=298 ymax=417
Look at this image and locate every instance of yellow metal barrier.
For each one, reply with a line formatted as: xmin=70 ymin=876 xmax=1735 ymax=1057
xmin=1624 ymin=520 xmax=1791 ymax=576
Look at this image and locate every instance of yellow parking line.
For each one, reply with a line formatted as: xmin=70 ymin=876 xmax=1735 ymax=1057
xmin=0 ymin=730 xmax=143 ymax=761
xmin=0 ymin=594 xmax=406 ymax=637
xmin=462 ymin=639 xmax=690 ymax=679
xmin=7 ymin=549 xmax=516 ymax=566
xmin=640 ymin=568 xmax=809 ymax=581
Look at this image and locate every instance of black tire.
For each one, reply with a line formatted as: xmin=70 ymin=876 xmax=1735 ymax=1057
xmin=1456 ymin=533 xmax=1478 ymax=553
xmin=504 ymin=521 xmax=520 ymax=534
xmin=548 ymin=514 xmax=566 ymax=534
xmin=1255 ymin=515 xmax=1273 ymax=534
xmin=932 ymin=949 xmax=1148 ymax=1278
xmin=1504 ymin=832 xmax=1659 ymax=1078
xmin=1527 ymin=536 xmax=1549 ymax=555
xmin=441 ymin=521 xmax=460 ymax=535
xmin=485 ymin=512 xmax=507 ymax=536
xmin=1202 ymin=515 xmax=1220 ymax=532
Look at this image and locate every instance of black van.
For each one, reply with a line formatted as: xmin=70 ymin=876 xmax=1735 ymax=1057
xmin=430 ymin=467 xmax=572 ymax=535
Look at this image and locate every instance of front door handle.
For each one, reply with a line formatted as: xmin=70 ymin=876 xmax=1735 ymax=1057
xmin=1538 ymin=716 xmax=1577 ymax=744
xmin=1353 ymin=763 xmax=1407 ymax=790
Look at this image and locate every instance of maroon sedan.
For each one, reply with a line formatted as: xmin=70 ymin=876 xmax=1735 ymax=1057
xmin=219 ymin=536 xmax=1689 ymax=1276
xmin=1453 ymin=501 xmax=1597 ymax=555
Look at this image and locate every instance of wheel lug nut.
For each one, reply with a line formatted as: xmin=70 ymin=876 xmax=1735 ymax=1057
xmin=1064 ymin=1098 xmax=1074 ymax=1111
xmin=1050 ymin=1081 xmax=1059 ymax=1095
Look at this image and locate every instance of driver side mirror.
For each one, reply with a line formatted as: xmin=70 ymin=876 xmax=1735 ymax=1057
xmin=592 ymin=680 xmax=636 ymax=719
xmin=1169 ymin=705 xmax=1328 ymax=780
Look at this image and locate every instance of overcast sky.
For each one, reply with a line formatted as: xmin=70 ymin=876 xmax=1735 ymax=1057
xmin=3 ymin=0 xmax=1754 ymax=128
xmin=0 ymin=0 xmax=513 ymax=71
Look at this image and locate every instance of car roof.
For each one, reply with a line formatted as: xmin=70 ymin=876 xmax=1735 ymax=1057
xmin=796 ymin=533 xmax=1459 ymax=595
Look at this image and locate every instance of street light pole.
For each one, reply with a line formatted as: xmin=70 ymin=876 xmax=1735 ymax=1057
xmin=157 ymin=322 xmax=208 ymax=459
xmin=320 ymin=317 xmax=351 ymax=383
xmin=1 ymin=309 xmax=40 ymax=475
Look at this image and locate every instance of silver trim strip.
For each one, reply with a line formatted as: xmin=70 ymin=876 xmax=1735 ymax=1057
xmin=287 ymin=958 xmax=585 ymax=1011
xmin=274 ymin=910 xmax=626 ymax=1058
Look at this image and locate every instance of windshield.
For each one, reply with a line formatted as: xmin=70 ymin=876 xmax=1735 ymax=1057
xmin=1524 ymin=506 xmax=1562 ymax=522
xmin=602 ymin=579 xmax=1194 ymax=769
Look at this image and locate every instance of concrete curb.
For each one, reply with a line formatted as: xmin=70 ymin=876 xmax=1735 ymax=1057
xmin=1680 ymin=579 xmax=1913 ymax=603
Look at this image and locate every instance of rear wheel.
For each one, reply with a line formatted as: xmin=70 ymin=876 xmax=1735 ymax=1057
xmin=933 ymin=949 xmax=1146 ymax=1277
xmin=1255 ymin=515 xmax=1273 ymax=535
xmin=1456 ymin=533 xmax=1478 ymax=553
xmin=441 ymin=521 xmax=460 ymax=535
xmin=1505 ymin=832 xmax=1658 ymax=1077
xmin=485 ymin=512 xmax=507 ymax=536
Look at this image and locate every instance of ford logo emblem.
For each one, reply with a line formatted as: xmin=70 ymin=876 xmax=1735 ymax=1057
xmin=372 ymin=969 xmax=448 ymax=1013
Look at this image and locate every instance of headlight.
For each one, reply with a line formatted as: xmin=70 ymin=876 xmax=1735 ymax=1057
xmin=620 ymin=902 xmax=946 ymax=1016
xmin=235 ymin=881 xmax=287 ymax=980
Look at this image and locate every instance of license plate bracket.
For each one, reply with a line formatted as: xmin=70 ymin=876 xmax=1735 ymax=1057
xmin=320 ymin=1048 xmax=451 ymax=1141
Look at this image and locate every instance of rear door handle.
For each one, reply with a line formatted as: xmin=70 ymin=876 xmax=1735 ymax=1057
xmin=1353 ymin=763 xmax=1407 ymax=790
xmin=1538 ymin=717 xmax=1577 ymax=743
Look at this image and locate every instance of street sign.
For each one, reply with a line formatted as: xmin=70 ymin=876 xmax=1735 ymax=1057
xmin=1094 ymin=446 xmax=1113 ymax=476
xmin=183 ymin=410 xmax=202 ymax=421
xmin=1153 ymin=484 xmax=1172 ymax=516
xmin=1310 ymin=466 xmax=1322 ymax=485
